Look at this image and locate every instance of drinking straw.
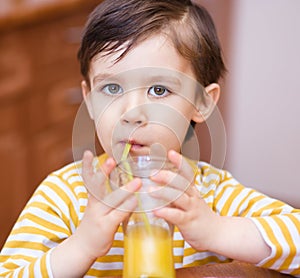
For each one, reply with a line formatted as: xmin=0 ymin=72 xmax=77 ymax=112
xmin=121 ymin=143 xmax=151 ymax=232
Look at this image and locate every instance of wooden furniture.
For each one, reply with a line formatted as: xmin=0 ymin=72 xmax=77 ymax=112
xmin=104 ymin=262 xmax=293 ymax=278
xmin=0 ymin=0 xmax=101 ymax=248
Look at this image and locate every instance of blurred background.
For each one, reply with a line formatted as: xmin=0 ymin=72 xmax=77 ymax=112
xmin=0 ymin=0 xmax=299 ymax=248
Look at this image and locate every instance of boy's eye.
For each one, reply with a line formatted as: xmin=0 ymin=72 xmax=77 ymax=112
xmin=102 ymin=84 xmax=123 ymax=95
xmin=148 ymin=85 xmax=170 ymax=97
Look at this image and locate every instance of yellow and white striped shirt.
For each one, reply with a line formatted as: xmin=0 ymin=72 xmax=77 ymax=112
xmin=1 ymin=155 xmax=300 ymax=277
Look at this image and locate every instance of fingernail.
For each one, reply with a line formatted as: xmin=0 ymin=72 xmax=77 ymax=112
xmin=169 ymin=149 xmax=176 ymax=155
xmin=169 ymin=149 xmax=178 ymax=158
xmin=105 ymin=158 xmax=114 ymax=166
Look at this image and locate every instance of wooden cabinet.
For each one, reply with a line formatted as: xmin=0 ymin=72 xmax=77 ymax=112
xmin=0 ymin=0 xmax=100 ymax=248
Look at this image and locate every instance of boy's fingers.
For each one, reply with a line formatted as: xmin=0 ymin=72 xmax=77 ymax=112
xmin=82 ymin=150 xmax=116 ymax=179
xmin=82 ymin=150 xmax=95 ymax=179
xmin=110 ymin=196 xmax=138 ymax=220
xmin=154 ymin=207 xmax=186 ymax=225
xmin=102 ymin=178 xmax=142 ymax=212
xmin=106 ymin=197 xmax=138 ymax=230
xmin=168 ymin=150 xmax=195 ymax=181
xmin=82 ymin=151 xmax=116 ymax=201
xmin=97 ymin=157 xmax=116 ymax=177
xmin=151 ymin=169 xmax=195 ymax=197
xmin=149 ymin=185 xmax=192 ymax=211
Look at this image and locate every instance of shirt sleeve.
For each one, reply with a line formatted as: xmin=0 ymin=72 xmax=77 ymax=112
xmin=211 ymin=169 xmax=300 ymax=277
xmin=0 ymin=172 xmax=81 ymax=277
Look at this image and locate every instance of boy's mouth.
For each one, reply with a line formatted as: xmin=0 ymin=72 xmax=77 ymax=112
xmin=129 ymin=139 xmax=145 ymax=150
xmin=120 ymin=139 xmax=146 ymax=152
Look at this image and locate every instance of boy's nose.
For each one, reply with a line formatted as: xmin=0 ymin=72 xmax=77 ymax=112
xmin=121 ymin=105 xmax=148 ymax=126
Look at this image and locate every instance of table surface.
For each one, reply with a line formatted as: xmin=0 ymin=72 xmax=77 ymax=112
xmin=174 ymin=262 xmax=293 ymax=277
xmin=104 ymin=261 xmax=293 ymax=277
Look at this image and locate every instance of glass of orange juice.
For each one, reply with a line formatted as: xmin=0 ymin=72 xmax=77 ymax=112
xmin=110 ymin=156 xmax=177 ymax=278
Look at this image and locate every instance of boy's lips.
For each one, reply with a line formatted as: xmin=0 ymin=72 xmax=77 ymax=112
xmin=128 ymin=139 xmax=143 ymax=146
xmin=119 ymin=139 xmax=147 ymax=152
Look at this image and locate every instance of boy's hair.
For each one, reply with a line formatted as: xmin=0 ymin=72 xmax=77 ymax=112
xmin=78 ymin=0 xmax=226 ymax=88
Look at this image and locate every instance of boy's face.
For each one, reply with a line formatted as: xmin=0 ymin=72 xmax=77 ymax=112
xmin=82 ymin=35 xmax=214 ymax=161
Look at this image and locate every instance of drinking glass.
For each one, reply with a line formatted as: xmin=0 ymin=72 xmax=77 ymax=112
xmin=110 ymin=156 xmax=176 ymax=278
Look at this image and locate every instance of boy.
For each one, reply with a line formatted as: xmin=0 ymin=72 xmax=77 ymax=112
xmin=1 ymin=0 xmax=299 ymax=277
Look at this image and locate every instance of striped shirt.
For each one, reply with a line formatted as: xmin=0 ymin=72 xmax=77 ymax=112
xmin=0 ymin=154 xmax=300 ymax=277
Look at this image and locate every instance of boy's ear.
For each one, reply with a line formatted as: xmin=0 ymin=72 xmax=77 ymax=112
xmin=81 ymin=80 xmax=94 ymax=120
xmin=192 ymin=83 xmax=220 ymax=123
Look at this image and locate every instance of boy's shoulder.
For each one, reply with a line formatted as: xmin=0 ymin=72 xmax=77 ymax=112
xmin=191 ymin=159 xmax=226 ymax=177
xmin=51 ymin=160 xmax=83 ymax=182
xmin=193 ymin=160 xmax=234 ymax=188
xmin=26 ymin=160 xmax=87 ymax=218
xmin=50 ymin=153 xmax=108 ymax=181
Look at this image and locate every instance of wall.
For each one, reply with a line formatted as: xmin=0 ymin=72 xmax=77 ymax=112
xmin=225 ymin=0 xmax=300 ymax=207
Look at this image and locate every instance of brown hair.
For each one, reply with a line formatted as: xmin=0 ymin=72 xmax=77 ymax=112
xmin=78 ymin=0 xmax=226 ymax=88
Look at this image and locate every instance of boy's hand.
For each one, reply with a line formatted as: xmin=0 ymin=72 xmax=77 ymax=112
xmin=76 ymin=150 xmax=141 ymax=260
xmin=150 ymin=150 xmax=271 ymax=263
xmin=150 ymin=150 xmax=218 ymax=251
xmin=51 ymin=151 xmax=141 ymax=277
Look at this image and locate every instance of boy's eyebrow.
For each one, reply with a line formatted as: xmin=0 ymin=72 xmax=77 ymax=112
xmin=147 ymin=75 xmax=182 ymax=86
xmin=93 ymin=73 xmax=114 ymax=84
xmin=92 ymin=72 xmax=184 ymax=88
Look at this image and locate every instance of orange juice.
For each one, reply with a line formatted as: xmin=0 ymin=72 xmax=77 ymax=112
xmin=123 ymin=224 xmax=175 ymax=278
